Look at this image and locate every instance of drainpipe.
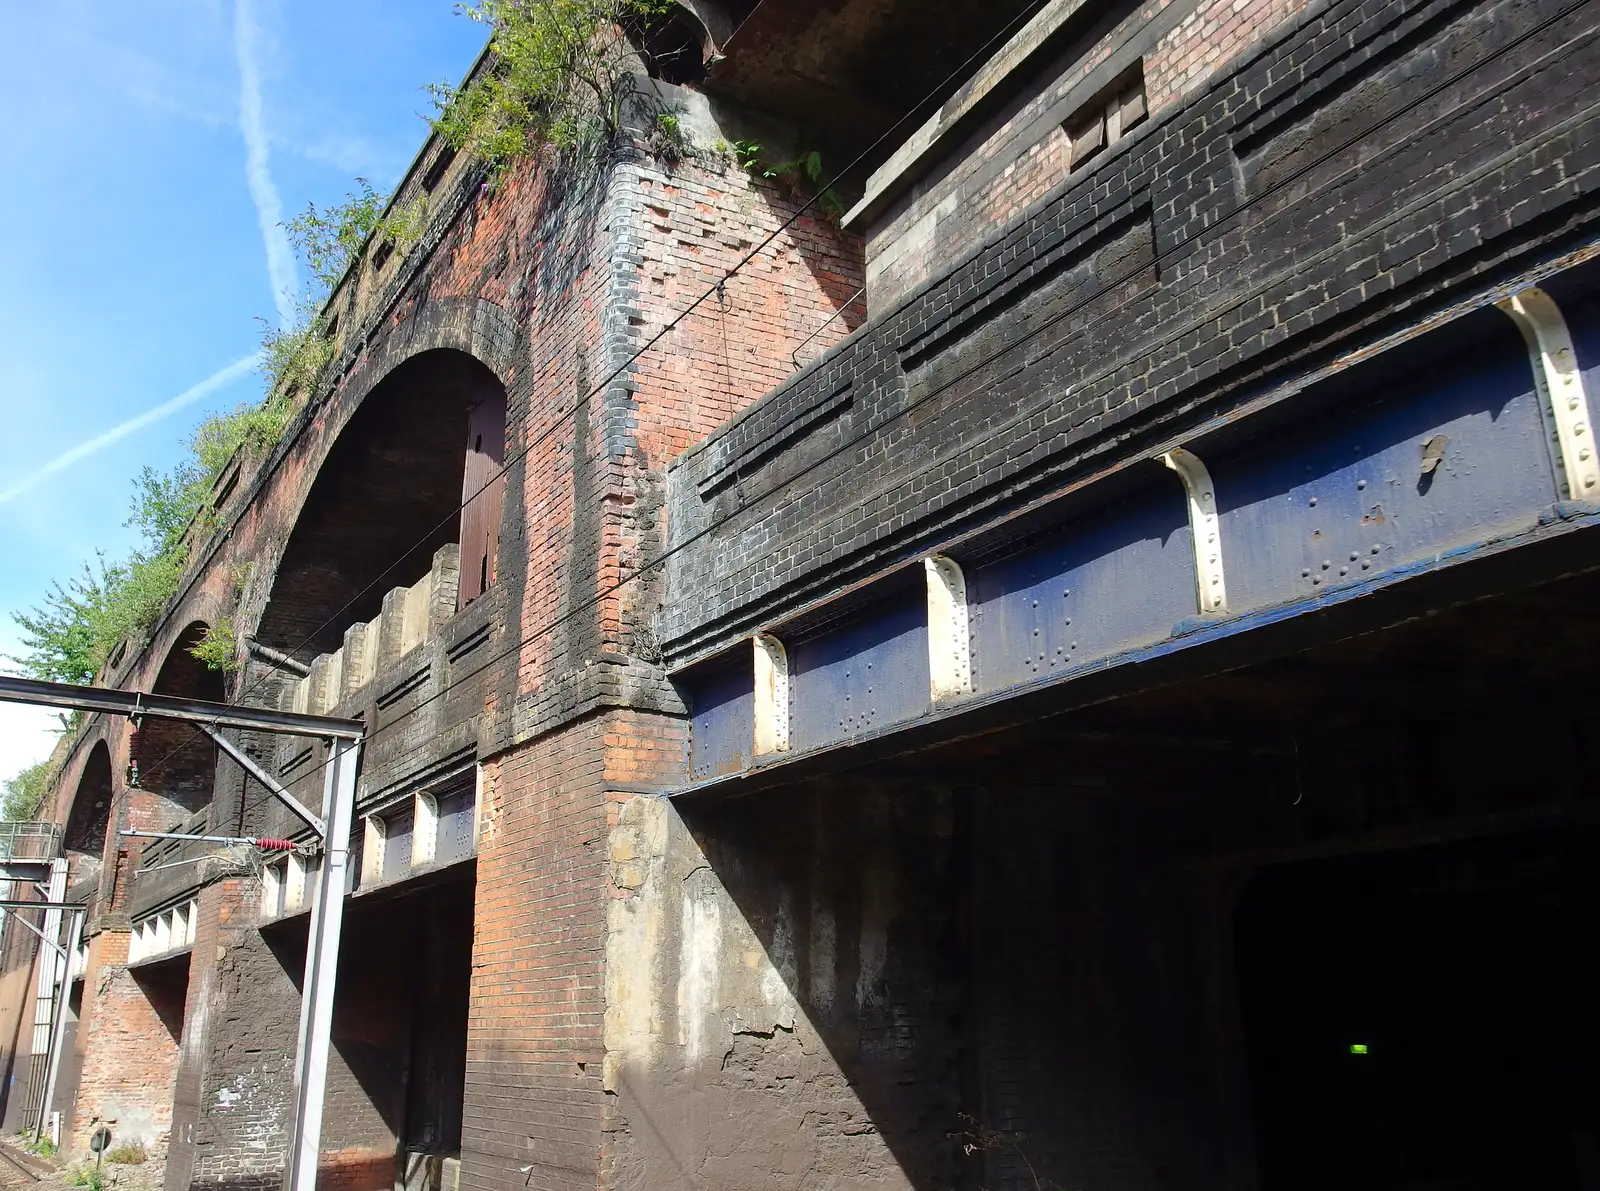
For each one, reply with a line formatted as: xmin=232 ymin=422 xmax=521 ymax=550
xmin=246 ymin=638 xmax=312 ymax=678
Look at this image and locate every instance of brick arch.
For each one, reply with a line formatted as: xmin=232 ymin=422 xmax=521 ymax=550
xmin=63 ymin=740 xmax=114 ymax=865
xmin=356 ymin=295 xmax=517 ymax=396
xmin=131 ymin=622 xmax=225 ymax=828
xmin=252 ymin=345 xmax=509 ymax=660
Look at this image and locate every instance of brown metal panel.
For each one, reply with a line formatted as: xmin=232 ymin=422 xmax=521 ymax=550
xmin=457 ymin=386 xmax=506 ymax=609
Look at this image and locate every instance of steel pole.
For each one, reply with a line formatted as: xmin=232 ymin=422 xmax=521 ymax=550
xmin=285 ymin=737 xmax=360 ymax=1191
xmin=36 ymin=906 xmax=84 ymax=1145
xmin=30 ymin=860 xmax=67 ymax=1143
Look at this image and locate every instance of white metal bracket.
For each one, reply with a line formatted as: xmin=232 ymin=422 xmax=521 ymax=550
xmin=1496 ymin=287 xmax=1599 ymax=500
xmin=1162 ymin=447 xmax=1228 ymax=614
xmin=924 ymin=555 xmax=973 ymax=700
xmin=752 ymin=633 xmax=790 ymax=754
xmin=361 ymin=815 xmax=387 ymax=886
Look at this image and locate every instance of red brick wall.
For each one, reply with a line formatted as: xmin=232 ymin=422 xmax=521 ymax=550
xmin=71 ymin=928 xmax=184 ymax=1154
xmin=47 ymin=104 xmax=860 ymax=1191
xmin=464 ymin=709 xmax=688 ymax=1191
xmin=465 ymin=718 xmax=611 ymax=1191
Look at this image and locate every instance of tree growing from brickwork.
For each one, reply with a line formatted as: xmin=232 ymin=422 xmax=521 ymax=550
xmin=428 ymin=0 xmax=677 ymax=170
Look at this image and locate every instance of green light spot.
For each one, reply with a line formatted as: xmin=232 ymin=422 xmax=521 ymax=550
xmin=1349 ymin=1044 xmax=1369 ymax=1055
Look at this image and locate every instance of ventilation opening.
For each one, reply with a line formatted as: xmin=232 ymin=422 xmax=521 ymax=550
xmin=421 ymin=146 xmax=457 ymax=193
xmin=627 ymin=3 xmax=710 ymax=85
xmin=372 ymin=240 xmax=395 ymax=272
xmin=1064 ymin=62 xmax=1147 ymax=170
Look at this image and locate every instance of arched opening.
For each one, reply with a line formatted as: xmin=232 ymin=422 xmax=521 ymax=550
xmin=628 ymin=2 xmax=716 ymax=85
xmin=254 ymin=350 xmax=507 ymax=664
xmin=131 ymin=623 xmax=224 ymax=829
xmin=63 ymin=742 xmax=113 ymax=871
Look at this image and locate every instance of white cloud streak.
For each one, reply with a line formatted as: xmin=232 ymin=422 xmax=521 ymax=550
xmin=0 ymin=353 xmax=263 ymax=507
xmin=234 ymin=0 xmax=298 ymax=326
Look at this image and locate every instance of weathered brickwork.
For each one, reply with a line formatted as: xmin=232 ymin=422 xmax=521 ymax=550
xmin=71 ymin=928 xmax=184 ymax=1153
xmin=170 ymin=879 xmax=301 ymax=1191
xmin=6 ymin=0 xmax=1595 ymax=1186
xmin=860 ymin=0 xmax=1313 ymax=307
xmin=664 ymin=0 xmax=1600 ymax=665
xmin=465 ymin=708 xmax=687 ymax=1191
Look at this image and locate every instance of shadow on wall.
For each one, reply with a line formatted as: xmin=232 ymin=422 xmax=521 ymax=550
xmin=134 ymin=623 xmax=224 ymax=829
xmin=63 ymin=742 xmax=114 ymax=872
xmin=602 ymin=781 xmax=970 ymax=1191
xmin=602 ymin=762 xmax=1236 ymax=1191
xmin=252 ymin=350 xmax=507 ymax=665
xmin=250 ymin=867 xmax=475 ymax=1191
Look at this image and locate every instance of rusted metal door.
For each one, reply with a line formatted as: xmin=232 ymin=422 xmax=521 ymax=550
xmin=458 ymin=388 xmax=505 ymax=609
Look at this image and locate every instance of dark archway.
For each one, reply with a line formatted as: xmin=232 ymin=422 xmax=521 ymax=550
xmin=133 ymin=623 xmax=225 ymax=828
xmin=62 ymin=742 xmax=113 ymax=869
xmin=254 ymin=350 xmax=507 ymax=662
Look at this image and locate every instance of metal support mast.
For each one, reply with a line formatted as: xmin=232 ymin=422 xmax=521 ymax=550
xmin=0 ymin=675 xmax=363 ymax=1188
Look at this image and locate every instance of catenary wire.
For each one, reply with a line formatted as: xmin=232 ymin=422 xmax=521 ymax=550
xmin=178 ymin=0 xmax=1588 ymax=830
xmin=227 ymin=15 xmax=1590 ymax=829
xmin=123 ymin=0 xmax=1058 ymax=818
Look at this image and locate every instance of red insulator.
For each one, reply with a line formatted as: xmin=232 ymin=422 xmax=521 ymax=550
xmin=254 ymin=838 xmax=297 ymax=851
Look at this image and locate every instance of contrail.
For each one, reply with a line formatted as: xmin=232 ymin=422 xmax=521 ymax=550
xmin=0 ymin=354 xmax=263 ymax=507
xmin=234 ymin=0 xmax=298 ymax=326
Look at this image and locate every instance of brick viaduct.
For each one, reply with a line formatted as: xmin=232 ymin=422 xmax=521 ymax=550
xmin=4 ymin=0 xmax=1600 ymax=1187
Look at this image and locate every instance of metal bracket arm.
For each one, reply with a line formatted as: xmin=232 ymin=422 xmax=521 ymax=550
xmin=0 ymin=675 xmax=363 ymax=739
xmin=198 ymin=725 xmax=326 ymax=838
xmin=0 ymin=906 xmax=71 ymax=962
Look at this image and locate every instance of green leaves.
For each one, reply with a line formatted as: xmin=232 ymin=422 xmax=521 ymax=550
xmin=430 ymin=0 xmax=669 ymax=171
xmin=284 ymin=179 xmax=387 ymax=290
xmin=10 ymin=549 xmax=180 ymax=686
xmin=7 ymin=393 xmax=293 ymax=685
xmin=1 ymin=759 xmax=54 ymax=821
xmin=187 ymin=618 xmax=240 ymax=674
xmin=731 ymin=142 xmax=847 ymax=223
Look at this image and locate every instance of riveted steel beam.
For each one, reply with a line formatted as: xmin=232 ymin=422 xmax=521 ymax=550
xmin=753 ymin=633 xmax=791 ymax=754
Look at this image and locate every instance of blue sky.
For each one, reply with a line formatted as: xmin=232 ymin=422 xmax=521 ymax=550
xmin=0 ymin=0 xmax=485 ymax=784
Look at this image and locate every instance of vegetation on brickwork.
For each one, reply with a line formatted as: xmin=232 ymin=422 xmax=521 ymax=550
xmin=8 ymin=391 xmax=293 ymax=686
xmin=188 ymin=617 xmax=240 ymax=674
xmin=6 ymin=183 xmax=387 ymax=688
xmin=104 ymin=1142 xmax=147 ymax=1165
xmin=428 ymin=0 xmax=677 ymax=171
xmin=285 ymin=179 xmax=387 ymax=289
xmin=730 ymin=140 xmax=846 ymax=222
xmin=956 ymin=1115 xmax=1071 ymax=1190
xmin=0 ymin=759 xmax=53 ymax=821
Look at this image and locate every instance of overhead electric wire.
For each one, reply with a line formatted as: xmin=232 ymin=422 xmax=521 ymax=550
xmin=169 ymin=0 xmax=1587 ymax=830
xmin=125 ymin=0 xmax=1057 ymax=811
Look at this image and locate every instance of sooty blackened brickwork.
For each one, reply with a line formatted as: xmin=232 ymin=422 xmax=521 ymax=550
xmin=12 ymin=0 xmax=1599 ymax=1187
xmin=663 ymin=0 xmax=1600 ymax=664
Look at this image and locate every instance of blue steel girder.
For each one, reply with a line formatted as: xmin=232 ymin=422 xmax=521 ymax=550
xmin=676 ymin=276 xmax=1600 ymax=793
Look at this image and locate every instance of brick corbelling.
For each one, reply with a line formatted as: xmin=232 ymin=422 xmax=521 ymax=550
xmin=660 ymin=0 xmax=1600 ymax=664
